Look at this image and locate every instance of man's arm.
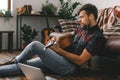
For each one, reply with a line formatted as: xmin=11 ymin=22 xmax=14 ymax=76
xmin=50 ymin=32 xmax=75 ymax=48
xmin=52 ymin=44 xmax=92 ymax=66
xmin=50 ymin=32 xmax=92 ymax=65
xmin=49 ymin=31 xmax=75 ymax=40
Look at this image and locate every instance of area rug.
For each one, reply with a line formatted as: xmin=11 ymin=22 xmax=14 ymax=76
xmin=0 ymin=52 xmax=16 ymax=65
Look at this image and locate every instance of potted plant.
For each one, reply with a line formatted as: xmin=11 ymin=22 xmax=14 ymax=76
xmin=0 ymin=9 xmax=12 ymax=22
xmin=58 ymin=0 xmax=81 ymax=20
xmin=21 ymin=24 xmax=39 ymax=48
xmin=0 ymin=10 xmax=4 ymax=16
xmin=3 ymin=9 xmax=12 ymax=17
xmin=42 ymin=0 xmax=57 ymax=15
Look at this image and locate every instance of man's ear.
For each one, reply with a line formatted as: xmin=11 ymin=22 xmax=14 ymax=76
xmin=89 ymin=13 xmax=94 ymax=20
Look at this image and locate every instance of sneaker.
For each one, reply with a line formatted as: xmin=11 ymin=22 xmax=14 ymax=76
xmin=0 ymin=57 xmax=15 ymax=66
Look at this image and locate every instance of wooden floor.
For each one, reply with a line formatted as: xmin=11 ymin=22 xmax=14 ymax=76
xmin=0 ymin=50 xmax=120 ymax=80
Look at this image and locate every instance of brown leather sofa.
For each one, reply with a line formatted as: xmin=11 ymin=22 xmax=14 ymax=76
xmin=90 ymin=36 xmax=120 ymax=74
xmin=102 ymin=36 xmax=120 ymax=58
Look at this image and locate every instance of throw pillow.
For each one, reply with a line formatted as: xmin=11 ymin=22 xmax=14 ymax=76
xmin=113 ymin=6 xmax=120 ymax=25
xmin=58 ymin=19 xmax=80 ymax=33
xmin=97 ymin=6 xmax=120 ymax=32
xmin=97 ymin=6 xmax=120 ymax=36
xmin=114 ymin=6 xmax=120 ymax=18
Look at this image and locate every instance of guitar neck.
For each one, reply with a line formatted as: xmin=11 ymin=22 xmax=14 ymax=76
xmin=46 ymin=16 xmax=50 ymax=28
xmin=44 ymin=11 xmax=50 ymax=29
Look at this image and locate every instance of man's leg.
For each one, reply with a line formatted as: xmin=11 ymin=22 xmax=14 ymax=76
xmin=0 ymin=64 xmax=22 ymax=77
xmin=24 ymin=57 xmax=52 ymax=73
xmin=0 ymin=41 xmax=77 ymax=76
xmin=15 ymin=41 xmax=77 ymax=76
xmin=15 ymin=41 xmax=45 ymax=63
xmin=0 ymin=41 xmax=48 ymax=77
xmin=0 ymin=57 xmax=49 ymax=77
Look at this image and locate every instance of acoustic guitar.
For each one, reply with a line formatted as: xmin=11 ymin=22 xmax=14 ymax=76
xmin=41 ymin=0 xmax=56 ymax=45
xmin=49 ymin=32 xmax=73 ymax=49
xmin=41 ymin=12 xmax=55 ymax=45
xmin=59 ymin=36 xmax=73 ymax=49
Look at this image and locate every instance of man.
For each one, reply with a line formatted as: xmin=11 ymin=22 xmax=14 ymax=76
xmin=0 ymin=3 xmax=105 ymax=77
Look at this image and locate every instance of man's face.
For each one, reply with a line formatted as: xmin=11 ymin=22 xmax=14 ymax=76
xmin=78 ymin=10 xmax=90 ymax=28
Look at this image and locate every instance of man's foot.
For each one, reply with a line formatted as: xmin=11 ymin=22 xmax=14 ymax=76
xmin=0 ymin=57 xmax=15 ymax=66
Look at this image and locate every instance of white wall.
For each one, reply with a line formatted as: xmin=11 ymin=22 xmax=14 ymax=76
xmin=13 ymin=0 xmax=60 ymax=12
xmin=0 ymin=0 xmax=120 ymax=49
xmin=0 ymin=0 xmax=60 ymax=49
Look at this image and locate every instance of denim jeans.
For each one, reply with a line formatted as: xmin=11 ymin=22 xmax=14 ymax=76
xmin=0 ymin=41 xmax=77 ymax=77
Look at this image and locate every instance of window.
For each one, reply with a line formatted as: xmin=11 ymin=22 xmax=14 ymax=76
xmin=0 ymin=0 xmax=11 ymax=10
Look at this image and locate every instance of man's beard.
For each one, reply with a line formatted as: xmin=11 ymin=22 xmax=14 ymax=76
xmin=81 ymin=23 xmax=91 ymax=30
xmin=81 ymin=22 xmax=91 ymax=29
xmin=82 ymin=25 xmax=88 ymax=30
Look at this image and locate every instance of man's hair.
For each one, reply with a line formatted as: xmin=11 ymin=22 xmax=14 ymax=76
xmin=78 ymin=3 xmax=98 ymax=20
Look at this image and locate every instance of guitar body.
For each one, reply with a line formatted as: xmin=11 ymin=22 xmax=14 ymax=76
xmin=59 ymin=36 xmax=73 ymax=49
xmin=41 ymin=28 xmax=54 ymax=45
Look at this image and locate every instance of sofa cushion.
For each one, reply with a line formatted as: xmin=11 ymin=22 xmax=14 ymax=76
xmin=58 ymin=19 xmax=80 ymax=33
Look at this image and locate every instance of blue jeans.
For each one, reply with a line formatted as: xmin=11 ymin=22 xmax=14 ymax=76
xmin=0 ymin=41 xmax=77 ymax=77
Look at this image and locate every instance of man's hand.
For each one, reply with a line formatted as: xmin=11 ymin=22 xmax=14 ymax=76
xmin=50 ymin=37 xmax=61 ymax=52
